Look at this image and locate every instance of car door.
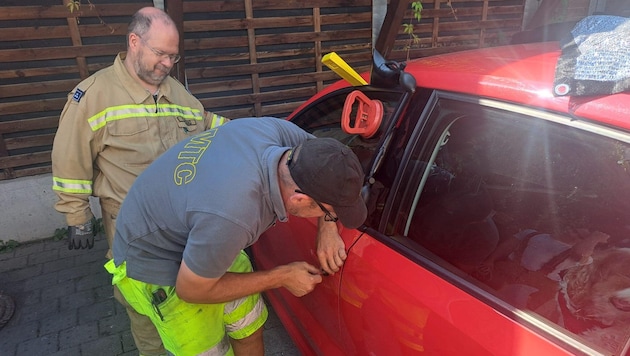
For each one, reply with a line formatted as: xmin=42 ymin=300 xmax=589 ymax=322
xmin=254 ymin=87 xmax=407 ymax=354
xmin=337 ymin=91 xmax=630 ymax=355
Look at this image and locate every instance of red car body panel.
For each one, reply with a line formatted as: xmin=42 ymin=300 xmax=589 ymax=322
xmin=254 ymin=41 xmax=630 ymax=355
xmin=255 ymin=221 xmax=575 ymax=355
xmin=289 ymin=42 xmax=630 ymax=131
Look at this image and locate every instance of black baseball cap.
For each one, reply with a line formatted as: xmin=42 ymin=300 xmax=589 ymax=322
xmin=287 ymin=138 xmax=367 ymax=229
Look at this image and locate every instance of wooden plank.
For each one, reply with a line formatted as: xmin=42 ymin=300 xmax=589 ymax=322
xmin=0 ymin=117 xmax=60 ymax=134
xmin=320 ymin=12 xmax=372 ymax=25
xmin=252 ymin=0 xmax=371 ymax=10
xmin=190 ymin=78 xmax=253 ymax=94
xmin=0 ymin=166 xmax=52 ymax=181
xmin=183 ymin=11 xmax=373 ymax=33
xmin=220 ymin=108 xmax=255 ymax=119
xmin=0 ymin=3 xmax=147 ymax=20
xmin=0 ymin=5 xmax=82 ymax=20
xmin=187 ymin=58 xmax=316 ymax=79
xmin=185 ymin=17 xmax=316 ymax=32
xmin=4 ymin=134 xmax=55 ymax=151
xmin=185 ymin=41 xmax=370 ymax=67
xmin=419 ymin=5 xmax=523 ymax=18
xmin=0 ymin=24 xmax=126 ymax=43
xmin=0 ymin=98 xmax=67 ymax=116
xmin=189 ymin=42 xmax=368 ymax=62
xmin=0 ymin=63 xmax=109 ymax=80
xmin=183 ymin=1 xmax=245 ymax=13
xmin=0 ymin=79 xmax=77 ymax=99
xmin=76 ymin=23 xmax=128 ymax=37
xmin=190 ymin=68 xmax=360 ymax=96
xmin=255 ymin=29 xmax=371 ymax=46
xmin=0 ymin=26 xmax=70 ymax=42
xmin=0 ymin=43 xmax=123 ymax=63
xmin=200 ymin=87 xmax=316 ymax=108
xmin=183 ymin=36 xmax=249 ymax=51
xmin=258 ymin=71 xmax=348 ymax=87
xmin=0 ymin=151 xmax=52 ymax=170
xmin=260 ymin=101 xmax=303 ymax=117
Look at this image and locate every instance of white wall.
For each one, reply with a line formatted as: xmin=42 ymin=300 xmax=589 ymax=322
xmin=0 ymin=174 xmax=101 ymax=244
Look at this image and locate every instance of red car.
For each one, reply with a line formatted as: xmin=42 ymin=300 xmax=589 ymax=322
xmin=252 ymin=19 xmax=630 ymax=356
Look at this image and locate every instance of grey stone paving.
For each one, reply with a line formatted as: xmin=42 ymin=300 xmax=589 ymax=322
xmin=0 ymin=235 xmax=300 ymax=356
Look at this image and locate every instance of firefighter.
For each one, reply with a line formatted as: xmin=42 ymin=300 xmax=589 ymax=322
xmin=51 ymin=7 xmax=227 ymax=356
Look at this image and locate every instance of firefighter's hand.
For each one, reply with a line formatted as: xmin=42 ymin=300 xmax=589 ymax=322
xmin=68 ymin=220 xmax=95 ymax=250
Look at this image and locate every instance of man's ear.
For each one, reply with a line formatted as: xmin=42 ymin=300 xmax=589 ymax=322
xmin=290 ymin=190 xmax=309 ymax=206
xmin=128 ymin=32 xmax=141 ymax=50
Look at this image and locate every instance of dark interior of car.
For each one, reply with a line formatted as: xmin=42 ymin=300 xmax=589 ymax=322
xmin=404 ymin=105 xmax=630 ymax=353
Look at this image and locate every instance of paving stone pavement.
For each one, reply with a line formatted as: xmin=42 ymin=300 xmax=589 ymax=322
xmin=0 ymin=235 xmax=300 ymax=356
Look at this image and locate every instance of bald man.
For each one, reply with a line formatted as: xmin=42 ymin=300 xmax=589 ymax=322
xmin=52 ymin=7 xmax=228 ymax=355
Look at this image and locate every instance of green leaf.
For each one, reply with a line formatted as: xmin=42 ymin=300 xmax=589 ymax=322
xmin=411 ymin=1 xmax=423 ymax=12
xmin=403 ymin=23 xmax=414 ymax=35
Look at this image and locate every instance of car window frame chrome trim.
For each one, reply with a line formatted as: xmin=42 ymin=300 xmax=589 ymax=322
xmin=370 ymin=89 xmax=629 ymax=356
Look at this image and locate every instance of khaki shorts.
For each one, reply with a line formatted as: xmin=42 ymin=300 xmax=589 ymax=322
xmin=105 ymin=251 xmax=268 ymax=356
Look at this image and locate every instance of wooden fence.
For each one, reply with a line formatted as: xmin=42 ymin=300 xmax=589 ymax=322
xmin=0 ymin=0 xmax=570 ymax=181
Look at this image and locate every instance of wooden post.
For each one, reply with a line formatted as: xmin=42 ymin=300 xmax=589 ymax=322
xmin=165 ymin=0 xmax=186 ymax=84
xmin=62 ymin=0 xmax=90 ymax=79
xmin=313 ymin=7 xmax=323 ymax=92
xmin=375 ymin=0 xmax=410 ymax=58
xmin=244 ymin=0 xmax=262 ymax=117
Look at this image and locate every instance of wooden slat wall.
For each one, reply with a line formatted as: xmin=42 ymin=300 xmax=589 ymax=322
xmin=0 ymin=0 xmax=544 ymax=181
xmin=0 ymin=1 xmax=150 ymax=180
xmin=388 ymin=0 xmax=528 ymax=61
xmin=181 ymin=0 xmax=374 ymax=119
xmin=0 ymin=0 xmax=374 ymax=181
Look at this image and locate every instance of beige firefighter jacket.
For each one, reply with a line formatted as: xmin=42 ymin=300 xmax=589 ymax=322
xmin=52 ymin=52 xmax=227 ymax=226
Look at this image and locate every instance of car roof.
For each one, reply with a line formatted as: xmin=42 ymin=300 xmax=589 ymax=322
xmin=403 ymin=41 xmax=630 ymax=131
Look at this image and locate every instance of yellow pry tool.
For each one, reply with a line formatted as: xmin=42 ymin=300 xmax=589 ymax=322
xmin=322 ymin=52 xmax=368 ymax=86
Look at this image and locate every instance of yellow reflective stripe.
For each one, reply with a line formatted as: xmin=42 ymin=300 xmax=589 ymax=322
xmin=210 ymin=113 xmax=229 ymax=128
xmin=52 ymin=177 xmax=93 ymax=194
xmin=87 ymin=104 xmax=203 ymax=132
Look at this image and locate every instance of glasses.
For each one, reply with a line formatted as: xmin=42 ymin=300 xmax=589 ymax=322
xmin=286 ymin=148 xmax=339 ymax=222
xmin=138 ymin=35 xmax=181 ymax=63
xmin=295 ymin=189 xmax=338 ymax=222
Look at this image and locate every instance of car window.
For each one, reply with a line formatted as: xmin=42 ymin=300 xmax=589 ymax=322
xmin=393 ymin=96 xmax=630 ymax=354
xmin=291 ymin=88 xmax=427 ymax=228
xmin=291 ymin=89 xmax=402 ymax=170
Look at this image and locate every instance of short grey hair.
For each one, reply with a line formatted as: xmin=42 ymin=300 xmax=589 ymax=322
xmin=127 ymin=8 xmax=175 ymax=38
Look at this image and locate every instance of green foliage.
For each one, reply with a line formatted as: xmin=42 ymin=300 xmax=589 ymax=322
xmin=53 ymin=227 xmax=67 ymax=241
xmin=66 ymin=0 xmax=81 ymax=13
xmin=65 ymin=0 xmax=112 ymax=32
xmin=0 ymin=240 xmax=20 ymax=254
xmin=403 ymin=1 xmax=424 ymax=60
xmin=411 ymin=1 xmax=423 ymax=21
xmin=0 ymin=218 xmax=105 ymax=254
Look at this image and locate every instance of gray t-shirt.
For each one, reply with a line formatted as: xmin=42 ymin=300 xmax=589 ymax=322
xmin=112 ymin=117 xmax=313 ymax=286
